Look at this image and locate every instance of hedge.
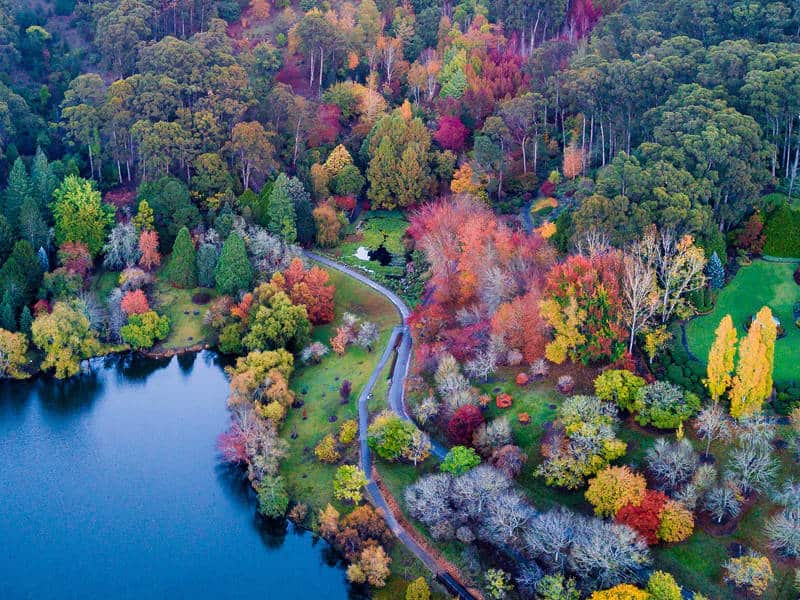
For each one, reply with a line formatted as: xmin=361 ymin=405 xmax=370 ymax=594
xmin=763 ymin=204 xmax=800 ymax=257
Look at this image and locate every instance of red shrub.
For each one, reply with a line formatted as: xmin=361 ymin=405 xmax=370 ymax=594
xmin=447 ymin=405 xmax=485 ymax=446
xmin=516 ymin=373 xmax=530 ymax=386
xmin=58 ymin=241 xmax=93 ymax=279
xmin=495 ymin=393 xmax=513 ymax=409
xmin=433 ymin=115 xmax=469 ymax=152
xmin=33 ymin=299 xmax=50 ymax=316
xmin=540 ymin=181 xmax=556 ymax=197
xmin=615 ymin=489 xmax=669 ymax=545
xmin=120 ymin=289 xmax=150 ymax=315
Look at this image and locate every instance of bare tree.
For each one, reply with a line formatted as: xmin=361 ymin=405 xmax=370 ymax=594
xmin=694 ymin=405 xmax=733 ymax=457
xmin=620 ymin=252 xmax=658 ymax=352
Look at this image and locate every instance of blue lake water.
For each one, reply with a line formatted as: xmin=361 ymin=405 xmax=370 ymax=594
xmin=0 ymin=351 xmax=361 ymax=599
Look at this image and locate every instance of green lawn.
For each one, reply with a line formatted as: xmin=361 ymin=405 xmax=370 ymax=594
xmin=685 ymin=260 xmax=800 ymax=383
xmin=152 ymin=276 xmax=217 ymax=350
xmin=281 ymin=265 xmax=398 ymax=515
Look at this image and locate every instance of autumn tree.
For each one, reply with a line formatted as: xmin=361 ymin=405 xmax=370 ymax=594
xmin=138 ymin=230 xmax=161 ymax=271
xmin=120 ymin=289 xmax=150 ymax=315
xmin=133 ymin=199 xmax=155 ymax=231
xmin=705 ymin=314 xmax=737 ymax=403
xmin=563 ymin=143 xmax=583 ymax=179
xmin=333 ymin=465 xmax=368 ymax=503
xmin=585 ymin=466 xmax=647 ymax=518
xmin=279 ymin=258 xmax=335 ymax=324
xmin=405 ymin=577 xmax=430 ymax=600
xmin=0 ymin=329 xmax=29 ymax=379
xmin=313 ymin=202 xmax=342 ymax=247
xmin=729 ymin=306 xmax=777 ymax=419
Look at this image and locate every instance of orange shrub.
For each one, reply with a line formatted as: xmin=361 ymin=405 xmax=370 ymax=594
xmin=517 ymin=412 xmax=531 ymax=425
xmin=515 ymin=373 xmax=530 ymax=386
xmin=495 ymin=393 xmax=513 ymax=409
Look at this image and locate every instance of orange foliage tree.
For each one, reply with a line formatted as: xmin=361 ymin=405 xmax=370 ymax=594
xmin=138 ymin=230 xmax=161 ymax=271
xmin=278 ymin=258 xmax=335 ymax=324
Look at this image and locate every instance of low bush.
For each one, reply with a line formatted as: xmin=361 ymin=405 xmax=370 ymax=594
xmin=764 ymin=204 xmax=800 ymax=257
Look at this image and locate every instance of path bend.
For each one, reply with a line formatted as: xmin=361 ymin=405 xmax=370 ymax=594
xmin=304 ymin=252 xmax=473 ymax=597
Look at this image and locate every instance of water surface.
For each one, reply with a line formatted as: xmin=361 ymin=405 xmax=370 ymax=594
xmin=0 ymin=352 xmax=358 ymax=599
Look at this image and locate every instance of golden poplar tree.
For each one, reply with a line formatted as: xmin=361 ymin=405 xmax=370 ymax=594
xmin=705 ymin=314 xmax=737 ymax=402
xmin=729 ymin=306 xmax=777 ymax=419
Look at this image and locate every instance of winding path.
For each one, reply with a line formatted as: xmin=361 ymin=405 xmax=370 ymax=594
xmin=304 ymin=252 xmax=472 ymax=597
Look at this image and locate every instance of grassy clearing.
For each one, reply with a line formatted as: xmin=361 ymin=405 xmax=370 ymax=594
xmin=685 ymin=260 xmax=800 ymax=383
xmin=281 ymin=265 xmax=397 ymax=515
xmin=152 ymin=276 xmax=217 ymax=350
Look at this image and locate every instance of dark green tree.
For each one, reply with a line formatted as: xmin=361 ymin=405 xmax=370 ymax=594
xmin=18 ymin=305 xmax=33 ymax=336
xmin=706 ymin=251 xmax=725 ymax=289
xmin=164 ymin=226 xmax=197 ymax=288
xmin=267 ymin=173 xmax=298 ymax=243
xmin=4 ymin=157 xmax=30 ymax=228
xmin=195 ymin=243 xmax=219 ymax=288
xmin=215 ymin=233 xmax=253 ymax=296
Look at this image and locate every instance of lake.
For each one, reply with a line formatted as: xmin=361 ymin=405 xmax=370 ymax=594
xmin=0 ymin=351 xmax=361 ymax=599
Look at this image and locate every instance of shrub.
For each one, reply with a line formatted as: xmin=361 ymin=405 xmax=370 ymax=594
xmin=441 ymin=446 xmax=481 ymax=475
xmin=646 ymin=571 xmax=682 ymax=600
xmin=594 ymin=370 xmax=645 ymax=412
xmin=405 ymin=577 xmax=430 ymax=600
xmin=447 ymin=405 xmax=485 ymax=446
xmin=516 ymin=372 xmax=529 ymax=386
xmin=765 ymin=510 xmax=800 ymax=557
xmin=120 ymin=311 xmax=170 ymax=349
xmin=333 ymin=465 xmax=367 ymax=503
xmin=723 ymin=553 xmax=773 ymax=597
xmin=615 ymin=490 xmax=669 ymax=545
xmin=315 ymin=433 xmax=340 ymax=463
xmin=339 ymin=420 xmax=358 ymax=445
xmin=557 ymin=375 xmax=575 ymax=394
xmin=585 ymin=466 xmax=647 ymax=517
xmin=656 ymin=500 xmax=694 ymax=543
xmin=368 ymin=411 xmax=416 ymax=461
xmin=530 ymin=358 xmax=549 ymax=378
xmin=259 ymin=401 xmax=286 ymax=423
xmin=495 ymin=392 xmax=513 ymax=408
xmin=634 ymin=381 xmax=700 ymax=429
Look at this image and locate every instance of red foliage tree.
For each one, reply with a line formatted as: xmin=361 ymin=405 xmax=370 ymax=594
xmin=540 ymin=180 xmax=556 ymax=197
xmin=334 ymin=195 xmax=357 ymax=213
xmin=278 ymin=258 xmax=335 ymax=324
xmin=217 ymin=422 xmax=248 ymax=464
xmin=138 ymin=230 xmax=161 ymax=271
xmin=615 ymin=489 xmax=668 ymax=545
xmin=33 ymin=299 xmax=50 ymax=316
xmin=433 ymin=115 xmax=469 ymax=152
xmin=309 ymin=103 xmax=342 ymax=146
xmin=58 ymin=241 xmax=93 ymax=279
xmin=567 ymin=0 xmax=602 ymax=40
xmin=737 ymin=212 xmax=766 ymax=255
xmin=120 ymin=289 xmax=150 ymax=315
xmin=492 ymin=287 xmax=549 ymax=364
xmin=447 ymin=405 xmax=485 ymax=446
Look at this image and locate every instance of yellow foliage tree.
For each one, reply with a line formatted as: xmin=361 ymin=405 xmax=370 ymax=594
xmin=729 ymin=306 xmax=777 ymax=419
xmin=704 ymin=314 xmax=737 ymax=403
xmin=541 ymin=295 xmax=586 ymax=364
xmin=318 ymin=503 xmax=340 ymax=538
xmin=585 ymin=465 xmax=647 ymax=517
xmin=450 ymin=163 xmax=487 ymax=200
xmin=323 ymin=144 xmax=353 ymax=178
xmin=315 ymin=433 xmax=341 ymax=463
xmin=656 ymin=500 xmax=694 ymax=543
xmin=589 ymin=584 xmax=649 ymax=600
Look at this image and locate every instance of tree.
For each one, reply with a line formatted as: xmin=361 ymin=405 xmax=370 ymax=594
xmin=694 ymin=405 xmax=733 ymax=457
xmin=447 ymin=405 xmax=485 ymax=446
xmin=133 ymin=199 xmax=155 ymax=231
xmin=433 ymin=115 xmax=469 ymax=152
xmin=0 ymin=329 xmax=29 ymax=379
xmin=315 ymin=433 xmax=341 ymax=463
xmin=594 ymin=370 xmax=646 ymax=412
xmin=215 ymin=233 xmax=253 ymax=296
xmin=228 ymin=121 xmax=275 ymax=190
xmin=723 ymin=553 xmax=773 ymax=597
xmin=267 ymin=173 xmax=298 ymax=243
xmin=313 ymin=203 xmax=342 ymax=247
xmin=164 ymin=227 xmax=197 ymax=288
xmin=138 ymin=230 xmax=161 ymax=271
xmin=333 ymin=465 xmax=367 ymax=503
xmin=52 ymin=175 xmax=115 ymax=257
xmin=257 ymin=475 xmax=289 ymax=518
xmin=349 ymin=544 xmax=391 ymax=588
xmin=615 ymin=490 xmax=669 ymax=545
xmin=279 ymin=258 xmax=335 ymax=325
xmin=368 ymin=411 xmax=417 ymax=462
xmin=58 ymin=241 xmax=93 ymax=280
xmin=120 ymin=311 xmax=170 ymax=350
xmin=705 ymin=314 xmax=737 ymax=403
xmin=405 ymin=577 xmax=430 ymax=600
xmin=646 ymin=571 xmax=682 ymax=600
xmin=656 ymin=500 xmax=694 ymax=543
xmin=729 ymin=306 xmax=777 ymax=419
xmin=103 ymin=223 xmax=141 ymax=271
xmin=31 ymin=302 xmax=101 ymax=379
xmin=242 ymin=293 xmax=310 ymax=353
xmin=706 ymin=252 xmax=725 ymax=289
xmin=589 ymin=585 xmax=649 ymax=600
xmin=585 ymin=466 xmax=647 ymax=518
xmin=563 ymin=143 xmax=583 ymax=179
xmin=441 ymin=446 xmax=481 ymax=475
xmin=120 ymin=290 xmax=150 ymax=315
xmin=3 ymin=157 xmax=30 ymax=228
xmin=17 ymin=197 xmax=47 ymax=251
xmin=621 ymin=253 xmax=658 ymax=352
xmin=195 ymin=243 xmax=218 ymax=288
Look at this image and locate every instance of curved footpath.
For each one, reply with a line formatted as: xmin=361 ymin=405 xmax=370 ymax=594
xmin=304 ymin=252 xmax=473 ymax=598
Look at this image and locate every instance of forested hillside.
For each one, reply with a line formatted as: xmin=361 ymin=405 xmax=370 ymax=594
xmin=3 ymin=0 xmax=800 ymax=598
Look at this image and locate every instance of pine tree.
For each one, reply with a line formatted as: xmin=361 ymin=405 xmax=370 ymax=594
xmin=4 ymin=157 xmax=30 ymax=228
xmin=215 ymin=233 xmax=253 ymax=296
xmin=367 ymin=136 xmax=397 ymax=209
xmin=0 ymin=291 xmax=16 ymax=331
xmin=267 ymin=173 xmax=298 ymax=243
xmin=395 ymin=142 xmax=428 ymax=207
xmin=729 ymin=306 xmax=777 ymax=419
xmin=164 ymin=226 xmax=197 ymax=288
xmin=18 ymin=305 xmax=33 ymax=336
xmin=705 ymin=314 xmax=737 ymax=403
xmin=18 ymin=197 xmax=48 ymax=250
xmin=132 ymin=199 xmax=155 ymax=231
xmin=707 ymin=251 xmax=725 ymax=289
xmin=30 ymin=146 xmax=57 ymax=214
xmin=196 ymin=243 xmax=219 ymax=288
xmin=295 ymin=193 xmax=316 ymax=246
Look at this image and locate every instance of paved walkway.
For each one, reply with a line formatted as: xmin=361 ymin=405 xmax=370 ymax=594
xmin=304 ymin=252 xmax=458 ymax=580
